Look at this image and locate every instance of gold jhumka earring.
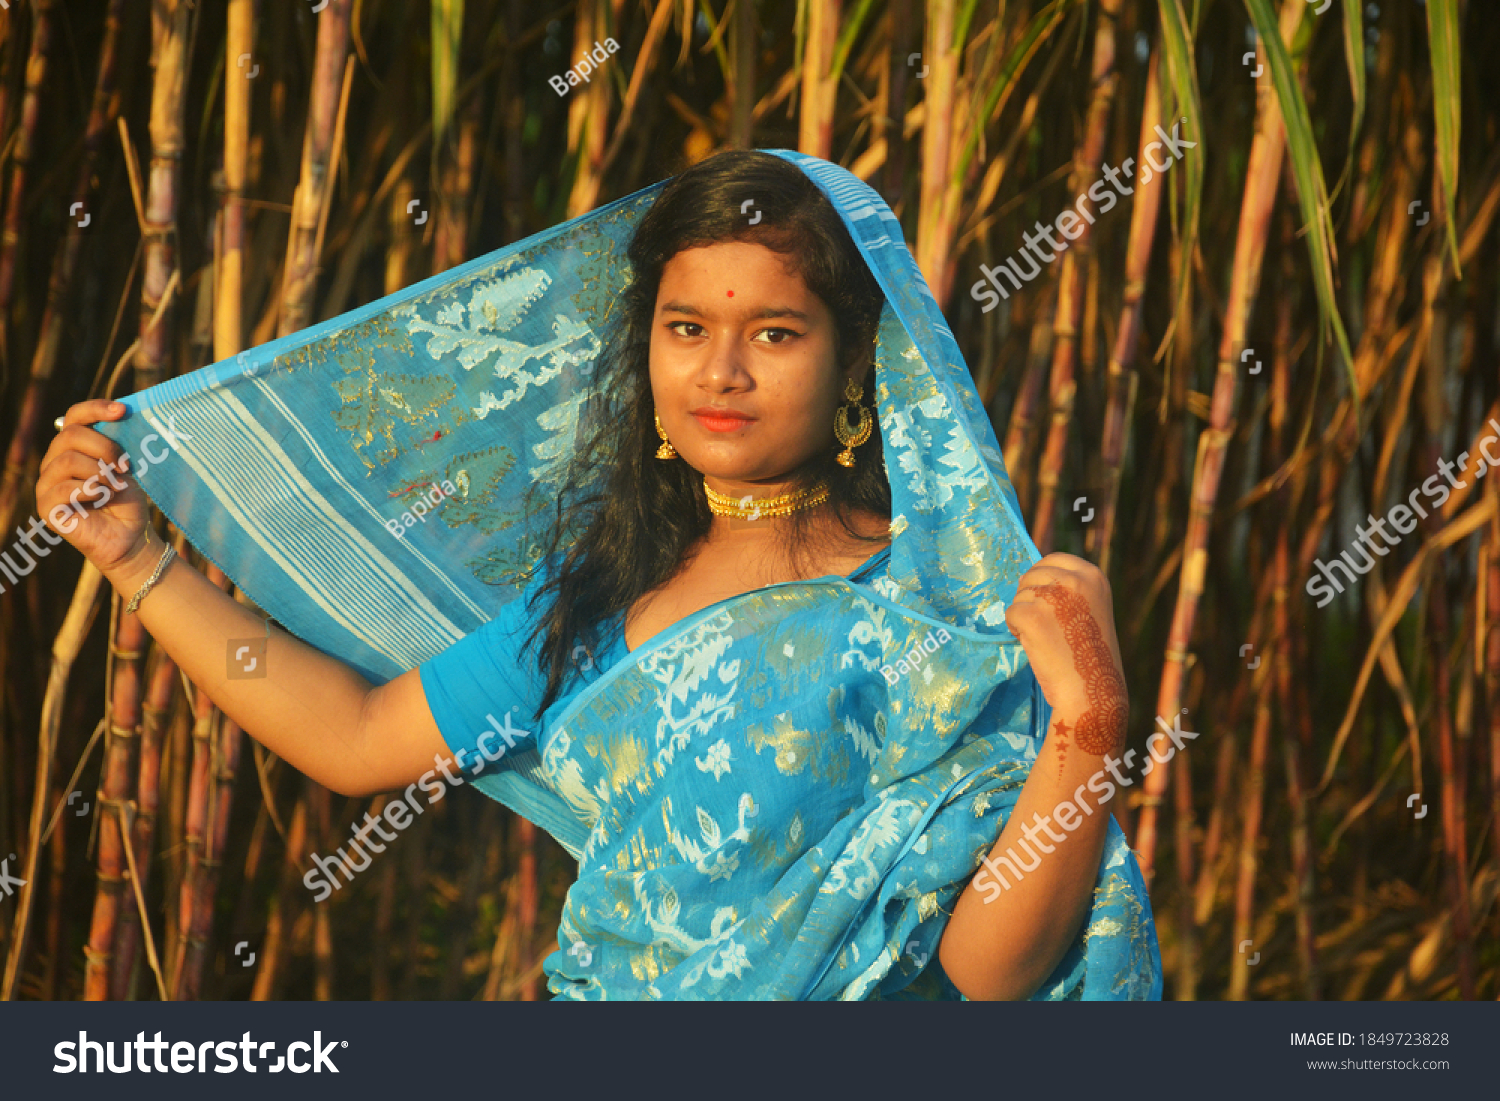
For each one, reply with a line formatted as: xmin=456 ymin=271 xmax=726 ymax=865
xmin=654 ymin=411 xmax=678 ymax=460
xmin=833 ymin=377 xmax=873 ymax=467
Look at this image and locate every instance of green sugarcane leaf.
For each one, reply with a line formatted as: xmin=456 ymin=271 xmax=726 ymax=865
xmin=1243 ymin=0 xmax=1356 ymax=411
xmin=829 ymin=0 xmax=878 ymax=83
xmin=696 ymin=0 xmax=733 ymax=82
xmin=794 ymin=0 xmax=807 ymax=86
xmin=431 ymin=0 xmax=463 ymax=151
xmin=1328 ymin=0 xmax=1366 ymax=205
xmin=953 ymin=0 xmax=982 ymax=51
xmin=1426 ymin=0 xmax=1462 ymax=276
xmin=1154 ymin=0 xmax=1204 ymax=362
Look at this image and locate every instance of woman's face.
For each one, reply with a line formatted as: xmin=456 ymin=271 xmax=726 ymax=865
xmin=649 ymin=240 xmax=860 ymax=492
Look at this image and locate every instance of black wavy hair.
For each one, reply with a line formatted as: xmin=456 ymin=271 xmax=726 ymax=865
xmin=522 ymin=150 xmax=890 ymax=719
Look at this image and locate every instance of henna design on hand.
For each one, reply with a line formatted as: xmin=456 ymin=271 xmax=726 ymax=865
xmin=1053 ymin=717 xmax=1071 ymax=773
xmin=1034 ymin=583 xmax=1127 ymax=758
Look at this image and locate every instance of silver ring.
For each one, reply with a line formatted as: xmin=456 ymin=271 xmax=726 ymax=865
xmin=53 ymin=416 xmax=65 ymax=430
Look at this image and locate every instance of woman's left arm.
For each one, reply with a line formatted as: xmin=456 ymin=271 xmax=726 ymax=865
xmin=938 ymin=553 xmax=1129 ymax=1000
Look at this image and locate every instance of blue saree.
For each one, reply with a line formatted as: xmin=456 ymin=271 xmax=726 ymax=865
xmin=98 ymin=150 xmax=1162 ymax=1000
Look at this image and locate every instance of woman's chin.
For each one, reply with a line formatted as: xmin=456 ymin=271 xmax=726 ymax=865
xmin=682 ymin=450 xmax=773 ymax=482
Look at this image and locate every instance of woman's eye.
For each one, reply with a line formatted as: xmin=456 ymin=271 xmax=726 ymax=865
xmin=753 ymin=327 xmax=800 ymax=345
xmin=667 ymin=321 xmax=703 ymax=337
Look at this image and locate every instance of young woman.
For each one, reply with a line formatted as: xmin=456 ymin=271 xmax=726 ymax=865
xmin=38 ymin=150 xmax=1159 ymax=1000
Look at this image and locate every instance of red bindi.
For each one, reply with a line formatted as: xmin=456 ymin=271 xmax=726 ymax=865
xmin=726 ymin=290 xmax=734 ymax=297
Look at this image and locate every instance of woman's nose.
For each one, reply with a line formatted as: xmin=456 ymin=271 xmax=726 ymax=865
xmin=698 ymin=333 xmax=751 ymax=390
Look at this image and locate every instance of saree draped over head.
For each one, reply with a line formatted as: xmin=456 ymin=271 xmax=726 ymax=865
xmin=99 ymin=150 xmax=1161 ymax=1000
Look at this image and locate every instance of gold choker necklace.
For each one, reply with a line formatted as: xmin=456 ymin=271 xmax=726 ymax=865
xmin=704 ymin=479 xmax=830 ymax=520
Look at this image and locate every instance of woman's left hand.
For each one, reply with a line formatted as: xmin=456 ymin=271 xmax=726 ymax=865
xmin=942 ymin=552 xmax=1129 ymax=998
xmin=1004 ymin=552 xmax=1128 ymax=759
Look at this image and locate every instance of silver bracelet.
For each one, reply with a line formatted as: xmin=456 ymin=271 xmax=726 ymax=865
xmin=125 ymin=540 xmax=176 ymax=615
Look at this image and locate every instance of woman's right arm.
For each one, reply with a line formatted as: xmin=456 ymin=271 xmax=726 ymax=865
xmin=39 ymin=399 xmax=449 ymax=797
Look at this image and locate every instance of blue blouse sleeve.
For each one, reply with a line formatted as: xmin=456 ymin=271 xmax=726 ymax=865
xmin=418 ymin=582 xmax=549 ymax=772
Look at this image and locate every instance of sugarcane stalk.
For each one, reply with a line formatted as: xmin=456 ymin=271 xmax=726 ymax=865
xmin=168 ymin=689 xmax=213 ymax=998
xmin=501 ymin=0 xmax=526 ymax=243
xmin=515 ymin=816 xmax=539 ymax=1000
xmin=1185 ymin=526 xmax=1281 ymax=994
xmin=1030 ymin=0 xmax=1120 ymax=553
xmin=372 ymin=798 xmax=398 ymax=999
xmin=198 ymin=715 xmax=242 ymax=999
xmin=1171 ymin=733 xmax=1197 ymax=999
xmin=133 ymin=0 xmax=187 ymax=392
xmin=161 ymin=627 xmax=192 ymax=969
xmin=161 ymin=547 xmax=230 ymax=1000
xmin=435 ymin=79 xmax=480 ymax=272
xmin=798 ymin=0 xmax=841 ymax=161
xmin=1134 ymin=0 xmax=1303 ymax=882
xmin=217 ymin=0 xmax=253 ymax=358
xmin=0 ymin=10 xmax=16 ymax=231
xmin=1270 ymin=208 xmax=1318 ymax=999
xmin=387 ymin=178 xmax=417 ymax=293
xmin=250 ymin=795 xmax=308 ymax=1000
xmin=876 ymin=0 xmax=912 ymax=211
xmin=1093 ymin=45 xmax=1164 ymax=574
xmin=1192 ymin=705 xmax=1241 ymax=926
xmin=1420 ymin=262 xmax=1475 ymax=999
xmin=909 ymin=0 xmax=954 ymax=301
xmin=247 ymin=792 xmax=306 ymax=1002
xmin=309 ymin=780 xmax=333 ymax=999
xmin=0 ymin=0 xmax=52 ymax=366
xmin=277 ymin=0 xmax=351 ymax=337
xmin=729 ymin=0 xmax=757 ymax=149
xmin=1141 ymin=233 xmax=1189 ymax=567
xmin=222 ymin=786 xmax=271 ymax=978
xmin=0 ymin=0 xmax=125 ymax=540
xmin=565 ymin=0 xmax=611 ymax=216
xmin=159 ymin=579 xmax=193 ymax=972
xmin=81 ymin=600 xmax=148 ymax=1002
xmin=1 ymin=564 xmax=103 ymax=1000
xmin=1487 ymin=474 xmax=1500 ymax=896
xmin=398 ymin=809 xmax=433 ymax=997
xmin=482 ymin=846 xmax=522 ymax=1000
xmin=109 ymin=640 xmax=175 ymax=999
xmin=40 ymin=775 xmax=62 ymax=1000
xmin=440 ymin=801 xmax=500 ymax=998
xmin=1001 ymin=283 xmax=1057 ymax=519
xmin=115 ymin=799 xmax=168 ymax=1000
xmin=1228 ymin=658 xmax=1274 ymax=1001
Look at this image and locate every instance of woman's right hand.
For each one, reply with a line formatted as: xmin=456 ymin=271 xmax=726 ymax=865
xmin=36 ymin=399 xmax=154 ymax=576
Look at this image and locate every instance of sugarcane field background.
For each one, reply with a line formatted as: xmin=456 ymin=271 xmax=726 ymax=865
xmin=0 ymin=0 xmax=1492 ymax=1002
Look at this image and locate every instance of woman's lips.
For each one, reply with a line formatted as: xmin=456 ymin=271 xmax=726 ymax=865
xmin=691 ymin=411 xmax=755 ymax=432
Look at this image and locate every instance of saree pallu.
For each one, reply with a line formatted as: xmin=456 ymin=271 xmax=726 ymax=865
xmin=97 ymin=150 xmax=1162 ymax=1000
